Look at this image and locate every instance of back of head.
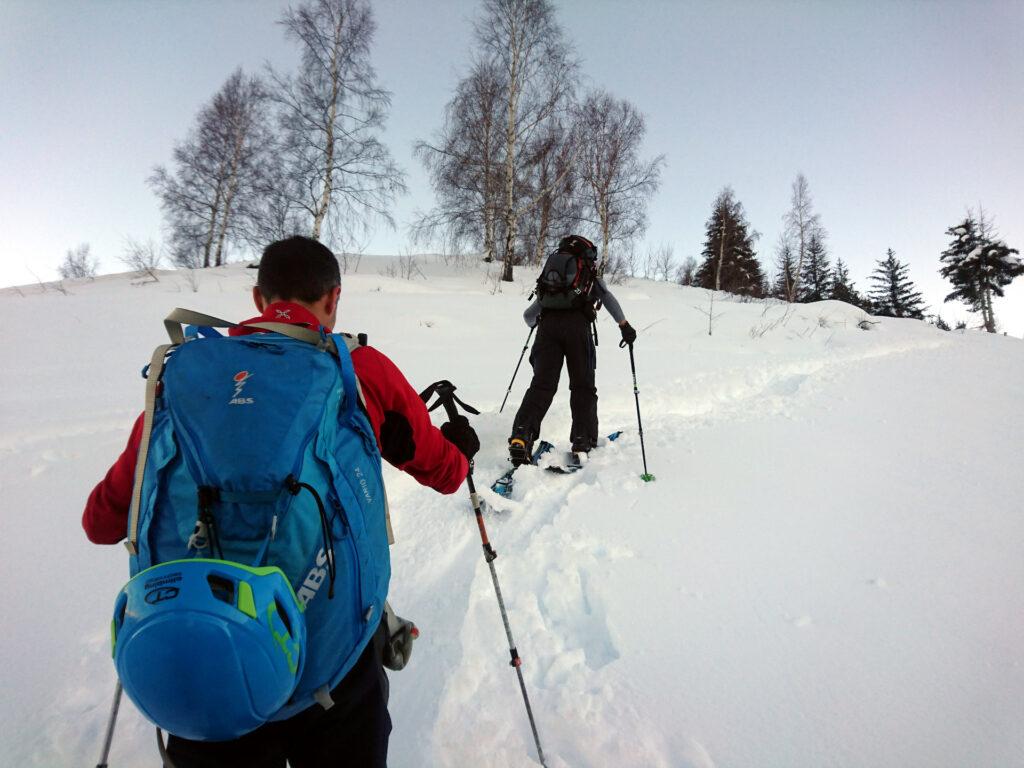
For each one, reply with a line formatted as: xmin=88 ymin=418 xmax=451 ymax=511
xmin=557 ymin=234 xmax=597 ymax=261
xmin=257 ymin=236 xmax=340 ymax=303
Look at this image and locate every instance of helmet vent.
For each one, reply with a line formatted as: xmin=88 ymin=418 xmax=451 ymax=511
xmin=207 ymin=574 xmax=236 ymax=606
xmin=275 ymin=598 xmax=293 ymax=636
xmin=115 ymin=593 xmax=128 ymax=628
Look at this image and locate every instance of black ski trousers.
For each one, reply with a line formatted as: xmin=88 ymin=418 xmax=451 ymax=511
xmin=164 ymin=622 xmax=391 ymax=768
xmin=513 ymin=309 xmax=597 ymax=447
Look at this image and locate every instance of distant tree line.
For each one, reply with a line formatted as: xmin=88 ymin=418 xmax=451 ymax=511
xmin=662 ymin=172 xmax=1020 ymax=334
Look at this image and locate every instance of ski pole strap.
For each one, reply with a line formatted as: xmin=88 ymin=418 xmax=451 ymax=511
xmin=419 ymin=380 xmax=480 ymax=420
xmin=125 ymin=343 xmax=173 ymax=556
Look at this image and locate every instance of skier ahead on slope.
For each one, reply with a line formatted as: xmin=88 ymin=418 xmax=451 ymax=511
xmin=508 ymin=234 xmax=637 ymax=464
xmin=83 ymin=236 xmax=479 ymax=768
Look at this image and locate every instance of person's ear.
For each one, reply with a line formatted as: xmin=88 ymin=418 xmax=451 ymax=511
xmin=325 ymin=285 xmax=341 ymax=317
xmin=253 ymin=286 xmax=267 ymax=313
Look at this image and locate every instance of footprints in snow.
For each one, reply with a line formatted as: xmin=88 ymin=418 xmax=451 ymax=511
xmin=536 ymin=539 xmax=632 ymax=684
xmin=540 ymin=563 xmax=619 ymax=677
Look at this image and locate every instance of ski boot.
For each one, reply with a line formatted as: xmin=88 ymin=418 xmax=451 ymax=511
xmin=569 ymin=436 xmax=597 ymax=468
xmin=508 ymin=428 xmax=535 ymax=467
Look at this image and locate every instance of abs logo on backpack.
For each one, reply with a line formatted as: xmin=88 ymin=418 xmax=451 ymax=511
xmin=230 ymin=370 xmax=255 ymax=405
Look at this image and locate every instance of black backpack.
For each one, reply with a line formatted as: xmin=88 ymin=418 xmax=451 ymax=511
xmin=536 ymin=250 xmax=596 ymax=311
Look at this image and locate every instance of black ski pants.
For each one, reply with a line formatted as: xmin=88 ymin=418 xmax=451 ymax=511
xmin=164 ymin=622 xmax=391 ymax=768
xmin=513 ymin=309 xmax=597 ymax=447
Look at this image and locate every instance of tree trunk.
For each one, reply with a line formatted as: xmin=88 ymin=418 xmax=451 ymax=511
xmin=532 ymin=160 xmax=551 ymax=265
xmin=313 ymin=11 xmax=344 ymax=240
xmin=715 ymin=219 xmax=726 ymax=292
xmin=214 ymin=121 xmax=247 ymax=267
xmin=983 ymin=285 xmax=996 ymax=332
xmin=202 ymin=179 xmax=225 ymax=269
xmin=597 ymin=195 xmax=610 ymax=276
xmin=534 ymin=195 xmax=551 ymax=266
xmin=790 ymin=208 xmax=807 ymax=302
xmin=483 ymin=206 xmax=495 ymax=262
xmin=499 ymin=17 xmax=521 ymax=283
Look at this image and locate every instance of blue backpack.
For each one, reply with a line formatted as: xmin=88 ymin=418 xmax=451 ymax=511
xmin=117 ymin=309 xmax=391 ymax=728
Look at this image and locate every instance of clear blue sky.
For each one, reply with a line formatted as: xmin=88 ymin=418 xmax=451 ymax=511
xmin=2 ymin=0 xmax=1021 ymax=333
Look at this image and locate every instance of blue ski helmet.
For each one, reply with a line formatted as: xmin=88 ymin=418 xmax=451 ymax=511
xmin=111 ymin=559 xmax=306 ymax=741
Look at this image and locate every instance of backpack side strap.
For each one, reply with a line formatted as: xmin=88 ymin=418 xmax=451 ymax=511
xmin=125 ymin=343 xmax=173 ymax=556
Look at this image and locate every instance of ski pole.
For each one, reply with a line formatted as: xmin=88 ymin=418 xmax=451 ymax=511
xmin=499 ymin=325 xmax=535 ymax=413
xmin=95 ymin=680 xmax=123 ymax=768
xmin=620 ymin=341 xmax=655 ymax=482
xmin=420 ymin=380 xmax=548 ymax=768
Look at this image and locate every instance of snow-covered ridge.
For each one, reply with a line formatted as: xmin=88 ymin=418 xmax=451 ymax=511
xmin=1 ymin=256 xmax=1021 ymax=767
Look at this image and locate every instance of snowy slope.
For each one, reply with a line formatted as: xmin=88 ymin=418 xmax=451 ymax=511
xmin=1 ymin=258 xmax=1022 ymax=767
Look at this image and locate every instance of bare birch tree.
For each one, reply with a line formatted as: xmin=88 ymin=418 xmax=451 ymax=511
xmin=150 ymin=69 xmax=271 ymax=268
xmin=413 ymin=58 xmax=505 ymax=260
xmin=675 ymin=255 xmax=698 ymax=286
xmin=519 ymin=117 xmax=582 ymax=265
xmin=58 ymin=243 xmax=97 ymax=279
xmin=475 ymin=0 xmax=578 ymax=281
xmin=651 ymin=243 xmax=676 ymax=282
xmin=121 ymin=238 xmax=164 ymax=283
xmin=269 ymin=0 xmax=406 ymax=248
xmin=572 ymin=90 xmax=664 ymax=275
xmin=781 ymin=173 xmax=821 ymax=302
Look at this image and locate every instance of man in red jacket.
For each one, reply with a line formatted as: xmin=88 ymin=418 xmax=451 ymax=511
xmin=83 ymin=235 xmax=479 ymax=768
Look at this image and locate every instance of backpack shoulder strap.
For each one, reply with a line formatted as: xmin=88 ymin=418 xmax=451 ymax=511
xmin=332 ymin=332 xmax=394 ymax=547
xmin=163 ymin=308 xmax=338 ymax=354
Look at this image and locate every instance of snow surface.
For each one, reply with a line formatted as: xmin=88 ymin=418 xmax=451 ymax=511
xmin=1 ymin=258 xmax=1022 ymax=767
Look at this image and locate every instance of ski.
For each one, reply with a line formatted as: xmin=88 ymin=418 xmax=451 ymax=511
xmin=491 ymin=440 xmax=554 ymax=498
xmin=543 ymin=430 xmax=623 ymax=475
xmin=491 ymin=431 xmax=623 ymax=497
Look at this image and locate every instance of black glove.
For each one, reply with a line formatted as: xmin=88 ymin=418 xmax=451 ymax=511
xmin=619 ymin=322 xmax=637 ymax=346
xmin=441 ymin=415 xmax=480 ymax=459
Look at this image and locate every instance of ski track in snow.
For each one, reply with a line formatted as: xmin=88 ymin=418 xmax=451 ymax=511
xmin=2 ymin=261 xmax=1022 ymax=767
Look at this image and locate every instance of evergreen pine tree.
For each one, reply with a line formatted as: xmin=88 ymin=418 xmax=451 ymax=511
xmin=798 ymin=231 xmax=832 ymax=302
xmin=939 ymin=214 xmax=1023 ymax=333
xmin=695 ymin=186 xmax=764 ymax=297
xmin=868 ymin=249 xmax=926 ymax=319
xmin=830 ymin=257 xmax=867 ymax=309
xmin=772 ymin=237 xmax=796 ymax=300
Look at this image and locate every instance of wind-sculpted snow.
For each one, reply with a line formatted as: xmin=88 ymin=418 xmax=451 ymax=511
xmin=1 ymin=258 xmax=1022 ymax=767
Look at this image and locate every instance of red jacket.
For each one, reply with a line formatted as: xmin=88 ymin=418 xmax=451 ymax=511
xmin=83 ymin=302 xmax=468 ymax=544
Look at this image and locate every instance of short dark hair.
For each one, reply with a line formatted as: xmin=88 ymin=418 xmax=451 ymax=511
xmin=257 ymin=236 xmax=341 ymax=303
